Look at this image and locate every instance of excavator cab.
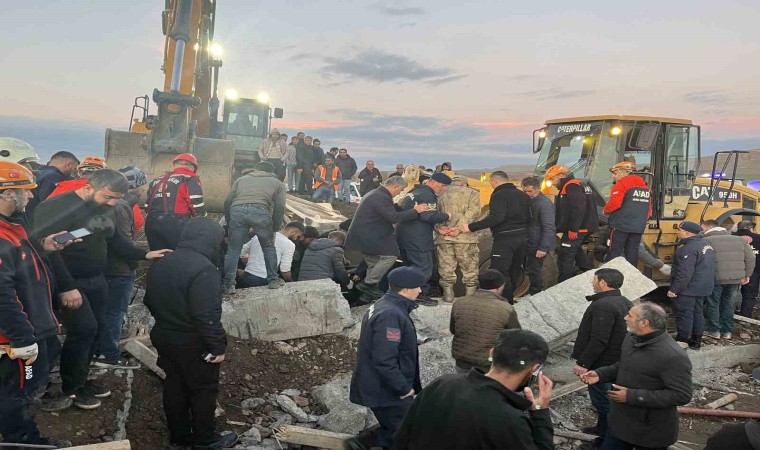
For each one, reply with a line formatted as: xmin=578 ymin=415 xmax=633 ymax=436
xmin=220 ymin=97 xmax=283 ymax=168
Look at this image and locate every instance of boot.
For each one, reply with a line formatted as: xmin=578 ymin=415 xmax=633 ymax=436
xmin=688 ymin=334 xmax=702 ymax=350
xmin=442 ymin=286 xmax=455 ymax=303
xmin=465 ymin=285 xmax=478 ymax=296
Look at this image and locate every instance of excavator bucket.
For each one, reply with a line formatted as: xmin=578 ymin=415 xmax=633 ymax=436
xmin=104 ymin=128 xmax=234 ymax=212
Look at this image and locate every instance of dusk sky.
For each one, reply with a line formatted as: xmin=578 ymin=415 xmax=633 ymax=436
xmin=1 ymin=0 xmax=759 ymax=169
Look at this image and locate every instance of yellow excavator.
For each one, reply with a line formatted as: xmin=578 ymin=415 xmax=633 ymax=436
xmin=531 ymin=115 xmax=760 ymax=286
xmin=104 ymin=0 xmax=282 ymax=211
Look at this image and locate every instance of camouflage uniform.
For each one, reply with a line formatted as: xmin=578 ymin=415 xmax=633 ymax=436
xmin=435 ymin=185 xmax=482 ymax=288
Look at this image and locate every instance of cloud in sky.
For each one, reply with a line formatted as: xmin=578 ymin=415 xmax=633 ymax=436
xmin=321 ymin=49 xmax=466 ymax=85
xmin=683 ymin=90 xmax=728 ymax=105
xmin=370 ymin=2 xmax=426 ymax=16
xmin=520 ymin=88 xmax=596 ymax=100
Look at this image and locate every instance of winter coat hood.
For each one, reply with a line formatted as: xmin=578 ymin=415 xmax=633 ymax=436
xmin=177 ymin=217 xmax=224 ymax=260
xmin=269 ymin=128 xmax=281 ymax=139
xmin=309 ymin=238 xmax=340 ymax=251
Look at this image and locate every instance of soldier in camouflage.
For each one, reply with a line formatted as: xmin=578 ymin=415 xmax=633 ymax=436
xmin=435 ymin=176 xmax=482 ymax=302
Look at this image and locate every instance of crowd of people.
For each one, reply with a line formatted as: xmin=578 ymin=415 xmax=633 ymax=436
xmin=0 ymin=134 xmax=758 ymax=449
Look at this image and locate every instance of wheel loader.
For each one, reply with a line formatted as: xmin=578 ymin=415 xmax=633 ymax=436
xmin=104 ymin=0 xmax=282 ymax=212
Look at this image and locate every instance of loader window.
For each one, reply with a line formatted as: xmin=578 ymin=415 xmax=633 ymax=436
xmin=227 ymin=113 xmax=261 ymax=136
xmin=663 ymin=125 xmax=699 ymax=218
xmin=534 ymin=122 xmax=603 ymax=180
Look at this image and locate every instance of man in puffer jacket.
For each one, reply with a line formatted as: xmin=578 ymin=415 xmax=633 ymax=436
xmin=701 ymin=219 xmax=755 ymax=340
xmin=298 ymin=231 xmax=350 ymax=287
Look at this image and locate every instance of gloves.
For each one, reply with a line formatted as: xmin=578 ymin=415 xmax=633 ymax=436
xmin=1 ymin=343 xmax=39 ymax=365
xmin=567 ymin=231 xmax=579 ymax=240
xmin=658 ymin=264 xmax=672 ymax=276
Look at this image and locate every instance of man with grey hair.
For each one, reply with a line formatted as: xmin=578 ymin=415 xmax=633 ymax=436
xmin=582 ymin=302 xmax=692 ymax=449
xmin=347 ymin=177 xmax=428 ymax=302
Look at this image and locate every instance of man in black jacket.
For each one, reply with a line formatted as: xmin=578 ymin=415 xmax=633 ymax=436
xmin=296 ymin=136 xmax=315 ymax=195
xmin=545 ymin=164 xmax=599 ymax=283
xmin=335 ymin=148 xmax=357 ymax=202
xmin=461 ymin=171 xmax=531 ymax=303
xmin=735 ymin=220 xmax=760 ymax=318
xmin=582 ymin=302 xmax=692 ymax=450
xmin=26 ymin=150 xmax=79 ymax=215
xmin=395 ymin=329 xmax=554 ymax=450
xmin=346 ymin=177 xmax=427 ymax=302
xmin=571 ymin=268 xmax=633 ymax=443
xmin=145 ymin=217 xmax=238 ymax=450
xmin=522 ymin=177 xmax=556 ymax=295
xmin=349 ymin=267 xmax=426 ymax=450
xmin=397 ymin=173 xmax=451 ymax=304
xmin=32 ymin=169 xmax=169 ymax=409
xmin=358 ymin=160 xmax=383 ymax=197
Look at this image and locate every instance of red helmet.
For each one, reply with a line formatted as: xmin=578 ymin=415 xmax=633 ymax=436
xmin=173 ymin=153 xmax=198 ymax=169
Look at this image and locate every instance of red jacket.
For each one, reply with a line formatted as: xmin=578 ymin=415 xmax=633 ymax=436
xmin=48 ymin=178 xmax=144 ymax=234
xmin=146 ymin=167 xmax=206 ymax=217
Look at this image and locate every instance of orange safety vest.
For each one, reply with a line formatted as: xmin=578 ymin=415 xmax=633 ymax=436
xmin=313 ymin=165 xmax=340 ymax=191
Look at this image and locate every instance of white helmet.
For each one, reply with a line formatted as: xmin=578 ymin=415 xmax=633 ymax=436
xmin=0 ymin=138 xmax=40 ymax=165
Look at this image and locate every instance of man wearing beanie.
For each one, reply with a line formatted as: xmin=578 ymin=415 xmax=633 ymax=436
xmin=349 ymin=267 xmax=425 ymax=450
xmin=460 ymin=171 xmax=531 ymax=303
xmin=396 ymin=172 xmax=451 ymax=305
xmin=668 ymin=221 xmax=715 ymax=350
xmin=450 ymin=270 xmax=521 ymax=374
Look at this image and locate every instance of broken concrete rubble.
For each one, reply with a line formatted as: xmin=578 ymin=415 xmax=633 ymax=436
xmin=310 ymin=373 xmax=377 ymax=434
xmin=276 ymin=394 xmax=309 ymax=422
xmin=221 ymin=279 xmax=354 ymax=341
xmin=286 ymin=194 xmax=347 ymax=234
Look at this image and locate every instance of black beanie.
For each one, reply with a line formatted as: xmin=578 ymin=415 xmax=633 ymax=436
xmin=479 ymin=269 xmax=505 ymax=290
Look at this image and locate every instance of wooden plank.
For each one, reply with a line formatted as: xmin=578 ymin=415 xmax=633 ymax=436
xmin=275 ymin=425 xmax=352 ymax=450
xmin=67 ymin=440 xmax=131 ymax=449
xmin=124 ymin=340 xmax=165 ymax=379
xmin=551 ymin=380 xmax=587 ymax=400
xmin=735 ymin=314 xmax=760 ymax=327
xmin=704 ymin=393 xmax=738 ymax=410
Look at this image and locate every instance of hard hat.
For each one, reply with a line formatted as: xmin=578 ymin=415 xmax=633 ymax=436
xmin=610 ymin=161 xmax=636 ymax=173
xmin=119 ymin=166 xmax=148 ymax=189
xmin=0 ymin=137 xmax=40 ymax=164
xmin=544 ymin=164 xmax=569 ymax=180
xmin=0 ymin=161 xmax=37 ymax=190
xmin=173 ymin=153 xmax=198 ymax=168
xmin=78 ymin=156 xmax=108 ymax=171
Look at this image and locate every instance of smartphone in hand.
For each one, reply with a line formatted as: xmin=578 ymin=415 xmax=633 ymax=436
xmin=53 ymin=228 xmax=92 ymax=245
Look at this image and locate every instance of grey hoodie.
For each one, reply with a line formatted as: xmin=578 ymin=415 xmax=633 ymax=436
xmin=298 ymin=238 xmax=349 ymax=285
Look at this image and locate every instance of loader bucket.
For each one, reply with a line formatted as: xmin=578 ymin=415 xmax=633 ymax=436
xmin=104 ymin=128 xmax=234 ymax=212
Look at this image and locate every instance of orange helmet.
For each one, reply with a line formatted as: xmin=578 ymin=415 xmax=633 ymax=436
xmin=78 ymin=156 xmax=108 ymax=171
xmin=544 ymin=164 xmax=569 ymax=180
xmin=0 ymin=161 xmax=37 ymax=190
xmin=173 ymin=153 xmax=198 ymax=169
xmin=610 ymin=161 xmax=636 ymax=173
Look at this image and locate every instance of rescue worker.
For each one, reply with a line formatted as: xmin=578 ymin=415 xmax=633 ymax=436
xmin=349 ymin=267 xmax=425 ymax=450
xmin=544 ymin=164 xmax=599 ymax=283
xmin=397 ymin=172 xmax=451 ymax=305
xmin=461 ymin=171 xmax=531 ymax=303
xmin=603 ymin=161 xmax=652 ymax=265
xmin=668 ymin=221 xmax=715 ymax=350
xmin=0 ymin=137 xmax=41 ymax=170
xmin=0 ymin=161 xmax=74 ymax=447
xmin=435 ymin=175 xmax=480 ymax=302
xmin=145 ymin=153 xmax=206 ymax=251
xmin=312 ymin=154 xmax=342 ymax=203
xmin=47 ymin=156 xmax=108 ymax=198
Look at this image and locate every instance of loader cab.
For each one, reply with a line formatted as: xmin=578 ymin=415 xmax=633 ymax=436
xmin=221 ymin=98 xmax=269 ymax=164
xmin=532 ymin=115 xmax=700 ymax=222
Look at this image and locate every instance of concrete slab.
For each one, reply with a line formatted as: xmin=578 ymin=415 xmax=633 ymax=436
xmin=285 ymin=194 xmax=347 ymax=234
xmin=687 ymin=343 xmax=760 ymax=371
xmin=221 ymin=279 xmax=354 ymax=341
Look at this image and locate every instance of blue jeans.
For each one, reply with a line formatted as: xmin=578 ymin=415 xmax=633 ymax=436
xmin=312 ymin=184 xmax=336 ymax=203
xmin=223 ymin=205 xmax=277 ymax=287
xmin=588 ymin=382 xmax=612 ymax=437
xmin=338 ymin=179 xmax=352 ymax=202
xmin=100 ymin=273 xmax=136 ymax=359
xmin=240 ymin=272 xmax=268 ymax=288
xmin=705 ymin=284 xmax=739 ymax=334
xmin=287 ymin=164 xmax=298 ymax=191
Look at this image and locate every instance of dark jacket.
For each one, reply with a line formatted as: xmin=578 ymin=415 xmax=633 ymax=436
xmin=395 ymin=369 xmax=554 ymax=450
xmin=604 ymin=174 xmax=651 ymax=233
xmin=295 ymin=143 xmax=315 ymax=169
xmin=312 ymin=146 xmax=325 ymax=167
xmin=346 ymin=186 xmax=418 ymax=256
xmin=298 ymin=238 xmax=349 ymax=285
xmin=144 ymin=218 xmax=227 ymax=356
xmin=736 ymin=229 xmax=760 ymax=273
xmin=450 ymin=290 xmax=521 ymax=369
xmin=27 ymin=166 xmax=68 ymax=215
xmin=670 ymin=234 xmax=715 ymax=296
xmin=571 ymin=289 xmax=632 ymax=369
xmin=358 ymin=167 xmax=383 ymax=196
xmin=396 ymin=184 xmax=449 ymax=252
xmin=350 ymin=291 xmax=421 ymax=408
xmin=555 ymin=177 xmax=599 ymax=234
xmin=703 ymin=228 xmax=756 ymax=284
xmin=32 ymin=191 xmax=147 ymax=280
xmin=0 ymin=214 xmax=58 ymax=347
xmin=468 ymin=183 xmax=531 ymax=237
xmin=596 ymin=330 xmax=693 ymax=448
xmin=527 ymin=193 xmax=556 ymax=252
xmin=106 ymin=192 xmax=141 ymax=276
xmin=335 ymin=154 xmax=358 ymax=179
xmin=704 ymin=420 xmax=760 ymax=450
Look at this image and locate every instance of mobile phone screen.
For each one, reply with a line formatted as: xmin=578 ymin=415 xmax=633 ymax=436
xmin=70 ymin=228 xmax=92 ymax=239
